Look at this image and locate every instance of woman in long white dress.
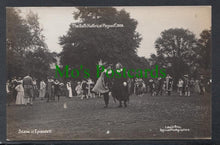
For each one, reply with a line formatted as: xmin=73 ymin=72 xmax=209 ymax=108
xmin=194 ymin=80 xmax=201 ymax=94
xmin=75 ymin=82 xmax=82 ymax=97
xmin=39 ymin=80 xmax=46 ymax=99
xmin=66 ymin=82 xmax=73 ymax=98
xmin=15 ymin=81 xmax=25 ymax=105
xmin=92 ymin=62 xmax=112 ymax=108
xmin=92 ymin=71 xmax=109 ymax=94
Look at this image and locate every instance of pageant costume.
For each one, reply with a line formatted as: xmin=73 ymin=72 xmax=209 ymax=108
xmin=92 ymin=70 xmax=110 ymax=107
xmin=111 ymin=68 xmax=129 ymax=107
xmin=23 ymin=75 xmax=34 ymax=105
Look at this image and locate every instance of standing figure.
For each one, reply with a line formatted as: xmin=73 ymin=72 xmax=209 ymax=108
xmin=157 ymin=78 xmax=164 ymax=96
xmin=11 ymin=77 xmax=18 ymax=103
xmin=90 ymin=80 xmax=96 ymax=98
xmin=81 ymin=80 xmax=88 ymax=99
xmin=75 ymin=82 xmax=82 ymax=97
xmin=111 ymin=63 xmax=129 ymax=108
xmin=47 ymin=78 xmax=54 ymax=101
xmin=149 ymin=79 xmax=154 ymax=96
xmin=134 ymin=78 xmax=138 ymax=95
xmin=178 ymin=79 xmax=184 ymax=96
xmin=6 ymin=80 xmax=13 ymax=106
xmin=87 ymin=78 xmax=95 ymax=98
xmin=54 ymin=80 xmax=61 ymax=101
xmin=39 ymin=80 xmax=46 ymax=100
xmin=127 ymin=78 xmax=132 ymax=96
xmin=141 ymin=81 xmax=147 ymax=94
xmin=23 ymin=74 xmax=34 ymax=105
xmin=71 ymin=81 xmax=77 ymax=96
xmin=32 ymin=79 xmax=38 ymax=100
xmin=189 ymin=78 xmax=195 ymax=95
xmin=166 ymin=74 xmax=173 ymax=96
xmin=92 ymin=62 xmax=111 ymax=108
xmin=194 ymin=80 xmax=201 ymax=94
xmin=15 ymin=81 xmax=25 ymax=105
xmin=184 ymin=75 xmax=190 ymax=96
xmin=66 ymin=81 xmax=73 ymax=98
xmin=137 ymin=78 xmax=143 ymax=96
xmin=200 ymin=76 xmax=206 ymax=96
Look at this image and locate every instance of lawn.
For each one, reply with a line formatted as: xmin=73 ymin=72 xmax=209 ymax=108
xmin=7 ymin=93 xmax=211 ymax=140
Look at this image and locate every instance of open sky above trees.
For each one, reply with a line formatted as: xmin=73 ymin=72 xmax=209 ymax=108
xmin=18 ymin=6 xmax=211 ymax=58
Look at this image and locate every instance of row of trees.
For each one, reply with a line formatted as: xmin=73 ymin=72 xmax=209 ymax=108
xmin=6 ymin=8 xmax=55 ymax=79
xmin=60 ymin=7 xmax=211 ymax=83
xmin=7 ymin=7 xmax=211 ymax=86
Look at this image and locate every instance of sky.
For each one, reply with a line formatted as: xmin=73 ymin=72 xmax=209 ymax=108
xmin=17 ymin=6 xmax=211 ymax=58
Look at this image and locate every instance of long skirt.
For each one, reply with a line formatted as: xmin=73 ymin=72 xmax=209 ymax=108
xmin=92 ymin=72 xmax=109 ymax=94
xmin=112 ymin=84 xmax=129 ymax=101
xmin=39 ymin=89 xmax=46 ymax=98
xmin=194 ymin=84 xmax=201 ymax=94
xmin=67 ymin=88 xmax=73 ymax=97
xmin=16 ymin=91 xmax=25 ymax=105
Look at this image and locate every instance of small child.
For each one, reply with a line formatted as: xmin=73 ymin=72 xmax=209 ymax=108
xmin=15 ymin=81 xmax=25 ymax=105
xmin=81 ymin=80 xmax=88 ymax=99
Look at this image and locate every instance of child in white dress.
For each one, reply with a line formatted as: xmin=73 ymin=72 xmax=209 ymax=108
xmin=15 ymin=81 xmax=25 ymax=105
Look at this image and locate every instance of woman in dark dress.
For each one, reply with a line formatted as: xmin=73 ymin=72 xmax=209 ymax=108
xmin=111 ymin=63 xmax=129 ymax=108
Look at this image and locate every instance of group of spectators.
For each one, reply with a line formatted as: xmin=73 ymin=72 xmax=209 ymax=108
xmin=6 ymin=73 xmax=211 ymax=106
xmin=129 ymin=74 xmax=211 ymax=97
xmin=6 ymin=75 xmax=98 ymax=106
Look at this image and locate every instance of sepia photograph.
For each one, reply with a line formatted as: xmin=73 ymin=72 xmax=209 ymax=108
xmin=6 ymin=6 xmax=211 ymax=140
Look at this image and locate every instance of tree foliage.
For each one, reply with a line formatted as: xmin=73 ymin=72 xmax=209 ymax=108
xmin=197 ymin=29 xmax=211 ymax=70
xmin=153 ymin=28 xmax=211 ymax=87
xmin=6 ymin=8 xmax=55 ymax=80
xmin=59 ymin=7 xmax=145 ymax=79
xmin=154 ymin=28 xmax=198 ymax=86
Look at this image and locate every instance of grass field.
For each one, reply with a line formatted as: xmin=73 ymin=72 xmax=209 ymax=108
xmin=7 ymin=93 xmax=211 ymax=140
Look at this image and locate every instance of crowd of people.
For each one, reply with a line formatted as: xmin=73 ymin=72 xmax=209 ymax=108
xmin=6 ymin=74 xmax=98 ymax=106
xmin=131 ymin=74 xmax=210 ymax=97
xmin=6 ymin=66 xmax=211 ymax=107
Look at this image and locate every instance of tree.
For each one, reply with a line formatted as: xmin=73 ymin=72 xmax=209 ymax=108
xmin=24 ymin=11 xmax=55 ymax=79
xmin=59 ymin=7 xmax=142 ymax=79
xmin=26 ymin=11 xmax=47 ymax=50
xmin=6 ymin=8 xmax=55 ymax=79
xmin=154 ymin=28 xmax=198 ymax=86
xmin=6 ymin=8 xmax=32 ymax=78
xmin=197 ymin=29 xmax=211 ymax=71
xmin=25 ymin=48 xmax=55 ymax=80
